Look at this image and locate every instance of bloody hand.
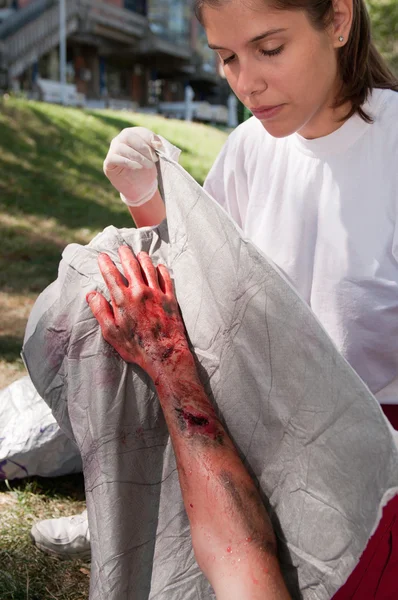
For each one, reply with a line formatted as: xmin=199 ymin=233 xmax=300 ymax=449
xmin=86 ymin=247 xmax=192 ymax=382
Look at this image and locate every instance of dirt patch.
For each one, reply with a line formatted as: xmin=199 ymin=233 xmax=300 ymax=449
xmin=0 ymin=359 xmax=26 ymax=389
xmin=0 ymin=492 xmax=17 ymax=511
xmin=0 ymin=291 xmax=35 ymax=339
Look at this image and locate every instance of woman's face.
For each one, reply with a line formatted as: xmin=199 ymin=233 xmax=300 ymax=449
xmin=203 ymin=0 xmax=347 ymax=139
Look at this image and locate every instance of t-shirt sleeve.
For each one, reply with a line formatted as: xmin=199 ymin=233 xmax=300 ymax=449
xmin=203 ymin=132 xmax=247 ymax=229
xmin=392 ymin=173 xmax=398 ymax=264
xmin=203 ymin=138 xmax=230 ymax=208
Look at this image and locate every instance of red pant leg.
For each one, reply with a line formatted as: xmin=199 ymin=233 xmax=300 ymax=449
xmin=332 ymin=405 xmax=398 ymax=599
xmin=332 ymin=494 xmax=398 ymax=600
xmin=381 ymin=404 xmax=398 ymax=431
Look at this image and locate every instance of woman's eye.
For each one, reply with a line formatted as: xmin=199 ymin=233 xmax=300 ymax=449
xmin=222 ymin=54 xmax=235 ymax=66
xmin=259 ymin=45 xmax=284 ymax=57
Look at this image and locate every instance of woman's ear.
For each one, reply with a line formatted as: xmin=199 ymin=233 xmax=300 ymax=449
xmin=331 ymin=0 xmax=354 ymax=47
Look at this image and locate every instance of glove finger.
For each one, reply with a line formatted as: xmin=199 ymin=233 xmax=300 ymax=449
xmin=120 ymin=128 xmax=160 ymax=163
xmin=105 ymin=154 xmax=157 ymax=178
xmin=111 ymin=142 xmax=156 ymax=170
xmin=104 ymin=155 xmax=142 ymax=176
xmin=104 ymin=141 xmax=154 ymax=169
xmin=150 ymin=134 xmax=165 ymax=153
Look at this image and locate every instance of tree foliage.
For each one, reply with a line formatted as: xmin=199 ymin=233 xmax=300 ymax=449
xmin=368 ymin=0 xmax=398 ymax=75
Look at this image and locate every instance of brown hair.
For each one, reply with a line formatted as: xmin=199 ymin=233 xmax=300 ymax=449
xmin=194 ymin=0 xmax=398 ymax=122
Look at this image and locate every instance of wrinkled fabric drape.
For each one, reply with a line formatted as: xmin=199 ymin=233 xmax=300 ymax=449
xmin=23 ymin=152 xmax=398 ymax=600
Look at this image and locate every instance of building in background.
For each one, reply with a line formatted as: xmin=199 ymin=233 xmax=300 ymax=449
xmin=0 ymin=0 xmax=228 ymax=107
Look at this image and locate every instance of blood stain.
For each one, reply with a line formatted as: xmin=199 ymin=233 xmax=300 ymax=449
xmin=161 ymin=346 xmax=174 ymax=360
xmin=226 ymin=546 xmax=232 ymax=553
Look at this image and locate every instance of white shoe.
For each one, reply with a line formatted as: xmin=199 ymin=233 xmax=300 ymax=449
xmin=30 ymin=509 xmax=91 ymax=560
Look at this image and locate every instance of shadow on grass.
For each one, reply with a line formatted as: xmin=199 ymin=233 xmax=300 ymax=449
xmin=0 ymin=221 xmax=66 ymax=294
xmin=0 ymin=155 xmax=129 ymax=232
xmin=87 ymin=110 xmax=195 ymax=156
xmin=0 ymin=547 xmax=89 ymax=600
xmin=0 ymin=104 xmax=131 ymax=232
xmin=84 ymin=111 xmax=140 ymax=142
xmin=0 ymin=473 xmax=85 ymax=500
xmin=0 ymin=336 xmax=23 ymax=362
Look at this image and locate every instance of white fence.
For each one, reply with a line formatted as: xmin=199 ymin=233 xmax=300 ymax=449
xmin=33 ymin=77 xmax=85 ymax=107
xmin=158 ymin=101 xmax=233 ymax=125
xmin=29 ymin=79 xmax=238 ymax=128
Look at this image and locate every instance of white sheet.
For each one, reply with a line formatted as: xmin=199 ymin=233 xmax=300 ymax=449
xmin=22 ymin=151 xmax=398 ymax=600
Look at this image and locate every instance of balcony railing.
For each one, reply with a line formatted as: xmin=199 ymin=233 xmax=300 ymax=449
xmin=1 ymin=0 xmax=149 ymax=79
xmin=4 ymin=0 xmax=80 ymax=79
xmin=86 ymin=0 xmax=147 ymax=38
xmin=0 ymin=0 xmax=200 ymax=81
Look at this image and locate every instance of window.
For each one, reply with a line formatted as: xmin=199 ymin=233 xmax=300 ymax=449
xmin=0 ymin=0 xmax=16 ymax=24
xmin=0 ymin=0 xmax=16 ymax=8
xmin=148 ymin=0 xmax=190 ymax=46
xmin=124 ymin=0 xmax=147 ymax=16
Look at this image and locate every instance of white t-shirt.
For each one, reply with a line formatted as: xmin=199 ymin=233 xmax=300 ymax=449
xmin=204 ymin=88 xmax=398 ymax=404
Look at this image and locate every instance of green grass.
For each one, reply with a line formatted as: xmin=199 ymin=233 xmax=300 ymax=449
xmin=0 ymin=96 xmax=228 ymax=597
xmin=0 ymin=96 xmax=228 ymax=387
xmin=0 ymin=476 xmax=88 ymax=600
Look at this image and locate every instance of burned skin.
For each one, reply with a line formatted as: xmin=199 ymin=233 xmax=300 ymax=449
xmin=157 ymin=373 xmax=277 ymax=562
xmin=148 ymin=323 xmax=276 ymax=558
xmin=219 ymin=470 xmax=277 ymax=556
xmin=98 ymin=250 xmax=275 ymax=552
xmin=175 ymin=406 xmax=225 ymax=445
xmin=102 ymin=270 xmax=188 ymax=378
xmin=89 ymin=249 xmax=288 ymax=599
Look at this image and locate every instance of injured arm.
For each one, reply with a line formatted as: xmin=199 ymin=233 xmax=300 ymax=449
xmin=154 ymin=368 xmax=291 ymax=600
xmin=86 ymin=247 xmax=291 ymax=600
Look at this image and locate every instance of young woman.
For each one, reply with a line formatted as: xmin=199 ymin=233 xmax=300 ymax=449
xmin=104 ymin=0 xmax=398 ymax=432
xmin=32 ymin=0 xmax=398 ymax=595
xmin=101 ymin=1 xmax=398 ymax=596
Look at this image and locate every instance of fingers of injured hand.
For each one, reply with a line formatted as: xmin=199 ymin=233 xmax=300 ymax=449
xmin=157 ymin=264 xmax=174 ymax=296
xmin=97 ymin=248 xmax=174 ymax=316
xmin=98 ymin=253 xmax=128 ymax=306
xmin=137 ymin=251 xmax=159 ymax=289
xmin=86 ymin=291 xmax=116 ymax=336
xmin=118 ymin=246 xmax=145 ymax=291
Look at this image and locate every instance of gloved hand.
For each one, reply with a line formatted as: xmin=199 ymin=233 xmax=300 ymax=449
xmin=103 ymin=127 xmax=164 ymax=207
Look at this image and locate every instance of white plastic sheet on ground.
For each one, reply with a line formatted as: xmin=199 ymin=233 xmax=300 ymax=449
xmin=22 ymin=148 xmax=398 ymax=600
xmin=0 ymin=376 xmax=81 ymax=480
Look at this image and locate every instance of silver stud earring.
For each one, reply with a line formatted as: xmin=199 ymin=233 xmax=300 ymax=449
xmin=338 ymin=35 xmax=344 ymax=42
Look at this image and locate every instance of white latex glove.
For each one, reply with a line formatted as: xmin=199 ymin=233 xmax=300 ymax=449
xmin=103 ymin=127 xmax=177 ymax=207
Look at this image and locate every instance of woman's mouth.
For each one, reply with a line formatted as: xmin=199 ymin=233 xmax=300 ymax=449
xmin=250 ymin=104 xmax=284 ymax=120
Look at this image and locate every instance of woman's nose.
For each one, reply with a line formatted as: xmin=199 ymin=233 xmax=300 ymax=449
xmin=235 ymin=63 xmax=267 ymax=99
